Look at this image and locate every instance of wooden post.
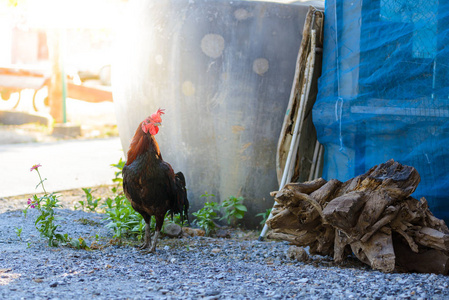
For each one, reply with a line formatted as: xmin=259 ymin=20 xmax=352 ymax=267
xmin=48 ymin=29 xmax=66 ymax=123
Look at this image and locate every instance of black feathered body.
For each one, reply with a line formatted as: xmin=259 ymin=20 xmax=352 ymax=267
xmin=123 ymin=132 xmax=189 ymax=235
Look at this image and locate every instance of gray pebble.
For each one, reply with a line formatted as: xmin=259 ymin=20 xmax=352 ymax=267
xmin=205 ymin=290 xmax=220 ymax=296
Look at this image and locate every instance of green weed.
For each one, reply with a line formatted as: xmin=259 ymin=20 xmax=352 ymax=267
xmin=256 ymin=208 xmax=272 ymax=226
xmin=192 ymin=193 xmax=248 ymax=234
xmin=15 ymin=227 xmax=22 ymax=241
xmin=220 ymin=196 xmax=247 ymax=226
xmin=192 ymin=192 xmax=219 ymax=235
xmin=76 ymin=188 xmax=101 ymax=212
xmin=26 ymin=164 xmax=90 ymax=250
xmin=103 ymin=194 xmax=146 ymax=241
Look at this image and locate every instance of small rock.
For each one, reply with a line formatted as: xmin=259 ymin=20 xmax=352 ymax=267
xmin=216 ymin=229 xmax=231 ymax=238
xmin=287 ymin=246 xmax=309 ymax=262
xmin=50 ymin=282 xmax=58 ymax=288
xmin=0 ymin=269 xmax=12 ymax=273
xmin=211 ymin=248 xmax=221 ymax=254
xmin=182 ymin=227 xmax=205 ymax=237
xmin=160 ymin=289 xmax=170 ymax=295
xmin=164 ymin=223 xmax=182 ymax=238
xmin=205 ymin=290 xmax=220 ymax=296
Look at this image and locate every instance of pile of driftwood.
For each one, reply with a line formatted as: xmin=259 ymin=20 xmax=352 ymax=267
xmin=267 ymin=159 xmax=449 ymax=274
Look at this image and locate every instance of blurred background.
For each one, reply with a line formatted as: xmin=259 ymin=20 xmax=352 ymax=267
xmin=0 ymin=0 xmax=129 ymax=197
xmin=0 ymin=0 xmax=127 ymax=142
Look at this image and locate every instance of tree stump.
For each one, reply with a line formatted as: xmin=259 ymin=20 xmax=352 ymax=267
xmin=266 ymin=159 xmax=449 ymax=274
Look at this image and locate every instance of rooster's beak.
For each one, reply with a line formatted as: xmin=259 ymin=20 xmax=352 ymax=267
xmin=153 ymin=122 xmax=162 ymax=127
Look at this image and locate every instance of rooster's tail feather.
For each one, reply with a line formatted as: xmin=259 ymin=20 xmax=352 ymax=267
xmin=174 ymin=171 xmax=189 ymax=225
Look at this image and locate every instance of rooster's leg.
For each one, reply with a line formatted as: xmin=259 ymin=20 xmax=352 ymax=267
xmin=148 ymin=214 xmax=164 ymax=253
xmin=138 ymin=221 xmax=152 ymax=250
xmin=149 ymin=230 xmax=160 ymax=253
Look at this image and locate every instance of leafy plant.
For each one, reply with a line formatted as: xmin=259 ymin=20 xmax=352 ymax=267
xmin=103 ymin=194 xmax=146 ymax=241
xmin=26 ymin=164 xmax=89 ymax=249
xmin=193 ymin=192 xmax=219 ymax=236
xmin=68 ymin=237 xmax=89 ymax=249
xmin=26 ymin=164 xmax=67 ymax=247
xmin=168 ymin=213 xmax=189 ymax=227
xmin=77 ymin=188 xmax=101 ymax=212
xmin=192 ymin=193 xmax=248 ymax=233
xmin=102 ymin=158 xmax=146 ymax=241
xmin=110 ymin=158 xmax=125 ymax=191
xmin=220 ymin=196 xmax=247 ymax=226
xmin=33 ymin=193 xmax=67 ymax=247
xmin=200 ymin=191 xmax=215 ymax=200
xmin=256 ymin=208 xmax=272 ymax=226
xmin=15 ymin=227 xmax=22 ymax=241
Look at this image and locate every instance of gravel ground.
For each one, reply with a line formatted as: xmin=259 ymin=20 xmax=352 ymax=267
xmin=1 ymin=194 xmax=449 ymax=299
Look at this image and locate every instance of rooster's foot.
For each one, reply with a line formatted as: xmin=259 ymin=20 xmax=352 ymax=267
xmin=140 ymin=248 xmax=156 ymax=254
xmin=137 ymin=223 xmax=152 ymax=250
xmin=137 ymin=242 xmax=150 ymax=250
xmin=139 ymin=242 xmax=156 ymax=253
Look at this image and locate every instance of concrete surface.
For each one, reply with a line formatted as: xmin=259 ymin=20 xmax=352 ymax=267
xmin=0 ymin=137 xmax=124 ymax=197
xmin=0 ymin=89 xmax=123 ymax=198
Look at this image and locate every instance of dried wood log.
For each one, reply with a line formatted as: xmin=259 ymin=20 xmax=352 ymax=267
xmin=351 ymin=231 xmax=396 ymax=273
xmin=360 ymin=206 xmax=399 ymax=243
xmin=310 ymin=179 xmax=341 ymax=205
xmin=283 ymin=178 xmax=328 ymax=194
xmin=393 ymin=236 xmax=449 ymax=274
xmin=334 ymin=229 xmax=351 ymax=264
xmin=411 ymin=227 xmax=449 ymax=251
xmin=266 ymin=159 xmax=449 ymax=274
xmin=322 ymin=191 xmax=366 ymax=230
xmin=267 ymin=230 xmax=318 ymax=247
xmin=268 ymin=209 xmax=304 ymax=231
xmin=267 ymin=231 xmax=298 ymax=243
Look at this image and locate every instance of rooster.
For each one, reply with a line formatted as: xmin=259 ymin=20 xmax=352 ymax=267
xmin=122 ymin=108 xmax=189 ymax=252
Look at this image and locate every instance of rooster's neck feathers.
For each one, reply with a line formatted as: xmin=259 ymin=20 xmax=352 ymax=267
xmin=126 ymin=125 xmax=161 ymax=166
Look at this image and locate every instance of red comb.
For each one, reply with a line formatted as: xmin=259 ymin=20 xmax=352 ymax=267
xmin=148 ymin=108 xmax=165 ymax=123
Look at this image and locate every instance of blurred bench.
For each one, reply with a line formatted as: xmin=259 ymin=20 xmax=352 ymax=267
xmin=0 ymin=66 xmax=50 ymax=111
xmin=0 ymin=66 xmax=112 ymax=112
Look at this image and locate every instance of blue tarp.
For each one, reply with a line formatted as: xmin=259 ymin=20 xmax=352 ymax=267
xmin=313 ymin=0 xmax=449 ymax=221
